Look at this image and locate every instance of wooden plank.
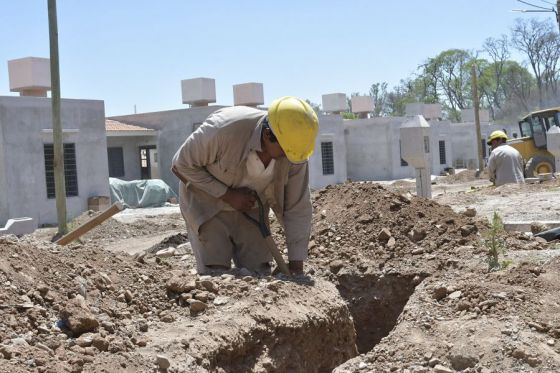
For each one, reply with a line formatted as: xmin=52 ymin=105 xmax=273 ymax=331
xmin=56 ymin=202 xmax=124 ymax=245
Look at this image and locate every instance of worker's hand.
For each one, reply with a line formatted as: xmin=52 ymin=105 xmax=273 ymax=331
xmin=289 ymin=260 xmax=304 ymax=276
xmin=221 ymin=187 xmax=256 ymax=211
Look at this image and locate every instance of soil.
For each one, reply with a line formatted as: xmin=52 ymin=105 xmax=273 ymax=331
xmin=1 ymin=180 xmax=560 ymax=372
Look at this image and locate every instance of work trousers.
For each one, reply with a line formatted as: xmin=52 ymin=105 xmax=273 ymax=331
xmin=184 ymin=209 xmax=273 ymax=274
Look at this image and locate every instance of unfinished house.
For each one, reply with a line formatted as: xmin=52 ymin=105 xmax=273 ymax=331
xmin=105 ymin=120 xmax=158 ymax=181
xmin=0 ymin=57 xmax=109 ymax=228
xmin=108 ymin=78 xmax=225 ymax=193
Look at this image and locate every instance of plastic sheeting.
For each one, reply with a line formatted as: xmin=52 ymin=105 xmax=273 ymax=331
xmin=109 ymin=178 xmax=177 ymax=208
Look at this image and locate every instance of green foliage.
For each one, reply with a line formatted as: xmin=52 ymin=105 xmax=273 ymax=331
xmin=484 ymin=212 xmax=509 ymax=271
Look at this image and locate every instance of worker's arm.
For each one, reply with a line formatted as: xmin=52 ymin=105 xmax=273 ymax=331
xmin=282 ymin=162 xmax=313 ymax=274
xmin=171 ymin=124 xmax=228 ymax=198
xmin=487 ymin=152 xmax=497 ymax=185
xmin=171 ymin=124 xmax=256 ymax=211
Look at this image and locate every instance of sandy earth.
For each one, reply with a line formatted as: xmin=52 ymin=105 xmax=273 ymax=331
xmin=1 ymin=175 xmax=560 ymax=372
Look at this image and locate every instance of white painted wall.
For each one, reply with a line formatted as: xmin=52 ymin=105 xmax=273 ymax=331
xmin=0 ymin=96 xmax=109 ymax=228
xmin=308 ymin=114 xmax=347 ymax=189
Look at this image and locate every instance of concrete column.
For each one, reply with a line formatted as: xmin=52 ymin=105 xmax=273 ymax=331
xmin=415 ymin=167 xmax=432 ymax=199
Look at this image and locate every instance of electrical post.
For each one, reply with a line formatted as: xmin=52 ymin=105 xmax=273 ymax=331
xmin=48 ymin=0 xmax=68 ymax=236
xmin=471 ymin=64 xmax=484 ymax=174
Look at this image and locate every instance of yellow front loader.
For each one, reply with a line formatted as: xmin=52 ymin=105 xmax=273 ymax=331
xmin=508 ymin=107 xmax=559 ymax=176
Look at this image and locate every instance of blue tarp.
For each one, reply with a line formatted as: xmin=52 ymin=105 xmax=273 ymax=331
xmin=109 ymin=178 xmax=177 ymax=208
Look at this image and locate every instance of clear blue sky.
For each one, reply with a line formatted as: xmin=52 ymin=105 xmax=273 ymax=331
xmin=0 ymin=1 xmax=555 ymax=116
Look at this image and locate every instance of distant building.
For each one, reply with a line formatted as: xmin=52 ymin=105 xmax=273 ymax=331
xmin=0 ymin=57 xmax=109 ymax=229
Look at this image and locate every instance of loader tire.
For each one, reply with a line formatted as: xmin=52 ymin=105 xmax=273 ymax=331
xmin=525 ymin=155 xmax=555 ymax=177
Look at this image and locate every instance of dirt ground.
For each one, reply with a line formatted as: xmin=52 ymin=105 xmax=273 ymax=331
xmin=1 ymin=173 xmax=560 ymax=372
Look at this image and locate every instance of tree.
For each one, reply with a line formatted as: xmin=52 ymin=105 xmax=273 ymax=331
xmin=418 ymin=49 xmax=476 ymax=121
xmin=511 ymin=18 xmax=560 ymax=107
xmin=480 ymin=35 xmax=511 ymax=119
xmin=368 ymin=82 xmax=388 ymax=116
xmin=304 ymin=99 xmax=321 ymax=114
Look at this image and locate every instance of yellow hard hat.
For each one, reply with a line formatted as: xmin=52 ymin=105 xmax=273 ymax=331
xmin=487 ymin=130 xmax=508 ymax=145
xmin=268 ymin=96 xmax=319 ymax=163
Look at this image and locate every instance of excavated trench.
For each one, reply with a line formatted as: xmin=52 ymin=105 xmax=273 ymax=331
xmin=178 ymin=272 xmax=425 ymax=372
xmin=335 ymin=272 xmax=424 ymax=354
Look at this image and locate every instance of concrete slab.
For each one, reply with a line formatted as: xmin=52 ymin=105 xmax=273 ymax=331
xmin=0 ymin=217 xmax=35 ymax=236
xmin=503 ymin=221 xmax=560 ymax=233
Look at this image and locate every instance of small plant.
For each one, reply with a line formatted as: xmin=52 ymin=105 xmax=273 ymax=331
xmin=484 ymin=212 xmax=509 ymax=271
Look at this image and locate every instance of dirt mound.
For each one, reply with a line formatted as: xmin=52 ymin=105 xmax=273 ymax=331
xmin=437 ymin=169 xmax=482 ymax=184
xmin=1 ymin=181 xmax=558 ymax=372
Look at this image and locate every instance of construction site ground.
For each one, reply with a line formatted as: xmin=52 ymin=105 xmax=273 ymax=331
xmin=1 ymin=171 xmax=560 ymax=372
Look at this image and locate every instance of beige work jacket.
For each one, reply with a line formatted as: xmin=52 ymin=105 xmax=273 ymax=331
xmin=172 ymin=106 xmax=312 ymax=261
xmin=487 ymin=144 xmax=525 ymax=186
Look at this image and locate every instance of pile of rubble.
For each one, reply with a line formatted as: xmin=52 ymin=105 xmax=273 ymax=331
xmin=0 ymin=181 xmax=558 ymax=372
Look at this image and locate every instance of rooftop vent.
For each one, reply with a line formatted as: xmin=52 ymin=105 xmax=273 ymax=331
xmin=233 ymin=82 xmax=264 ymax=107
xmin=322 ymin=93 xmax=347 ymax=114
xmin=181 ymin=77 xmax=216 ymax=107
xmin=351 ymin=96 xmax=375 ymax=118
xmin=8 ymin=57 xmax=51 ymax=97
xmin=405 ymin=103 xmax=442 ymax=121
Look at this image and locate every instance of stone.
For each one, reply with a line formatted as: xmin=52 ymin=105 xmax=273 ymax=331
xmin=386 ymin=237 xmax=396 ymax=249
xmin=59 ymin=299 xmax=99 ymax=337
xmin=449 ymin=352 xmax=478 ymax=370
xmin=194 ymin=291 xmax=209 ymax=303
xmin=198 ymin=280 xmax=217 ymax=293
xmin=329 ymin=260 xmax=344 ymax=274
xmin=357 ymin=214 xmax=374 ymax=224
xmin=463 ymin=207 xmax=477 ymax=217
xmin=432 ymin=286 xmax=448 ymax=300
xmin=408 ymin=229 xmax=427 ymax=242
xmin=189 ymin=300 xmax=207 ymax=314
xmin=428 ymin=358 xmax=441 ymax=367
xmin=76 ymin=333 xmax=94 ymax=347
xmin=156 ymin=247 xmax=176 ymax=258
xmin=456 ymin=300 xmax=472 ymax=311
xmin=124 ymin=290 xmax=133 ymax=303
xmin=448 ymin=290 xmax=462 ymax=299
xmin=92 ymin=335 xmax=109 ymax=352
xmin=460 ymin=225 xmax=478 ymax=237
xmin=531 ymin=222 xmax=549 ymax=234
xmin=166 ymin=276 xmax=196 ymax=293
xmin=157 ymin=355 xmax=171 ymax=370
xmin=0 ymin=345 xmax=13 ymax=359
xmin=512 ymin=348 xmax=527 ymax=359
xmin=138 ymin=321 xmax=149 ymax=333
xmin=213 ymin=296 xmax=229 ymax=306
xmin=433 ymin=364 xmax=453 ymax=373
xmin=527 ymin=356 xmax=541 ymax=367
xmin=377 ymin=228 xmax=392 ymax=242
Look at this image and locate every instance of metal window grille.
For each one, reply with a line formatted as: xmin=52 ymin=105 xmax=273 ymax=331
xmin=44 ymin=143 xmax=79 ymax=199
xmin=439 ymin=140 xmax=446 ymax=165
xmin=321 ymin=141 xmax=334 ymax=175
xmin=107 ymin=147 xmax=125 ymax=177
xmin=399 ymin=140 xmax=408 ymax=166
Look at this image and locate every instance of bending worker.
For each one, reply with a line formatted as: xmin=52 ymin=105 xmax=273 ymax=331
xmin=487 ymin=130 xmax=525 ymax=186
xmin=172 ymin=96 xmax=319 ymax=275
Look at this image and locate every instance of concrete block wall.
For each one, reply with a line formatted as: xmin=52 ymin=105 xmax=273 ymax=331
xmin=0 ymin=96 xmax=109 ymax=228
xmin=343 ymin=117 xmax=414 ymax=181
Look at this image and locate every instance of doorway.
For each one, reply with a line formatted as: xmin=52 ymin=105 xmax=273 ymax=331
xmin=139 ymin=145 xmax=159 ymax=179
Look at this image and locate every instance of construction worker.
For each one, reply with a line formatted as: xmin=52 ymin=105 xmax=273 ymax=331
xmin=486 ymin=130 xmax=525 ymax=186
xmin=172 ymin=96 xmax=319 ymax=275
